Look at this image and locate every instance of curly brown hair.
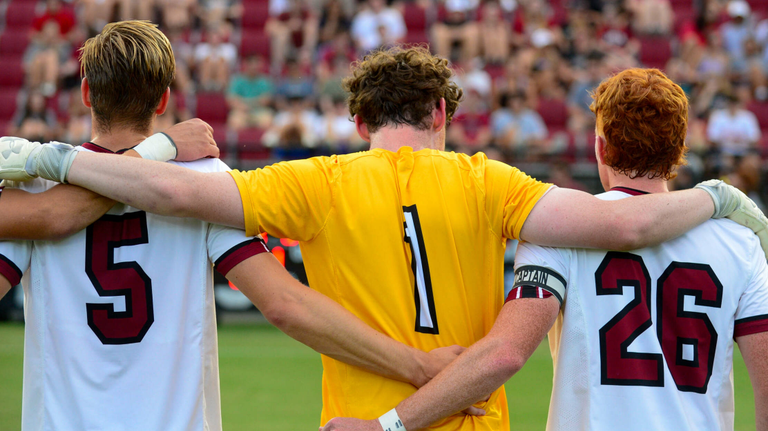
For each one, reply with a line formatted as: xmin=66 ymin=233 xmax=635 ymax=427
xmin=590 ymin=68 xmax=688 ymax=180
xmin=343 ymin=46 xmax=463 ymax=133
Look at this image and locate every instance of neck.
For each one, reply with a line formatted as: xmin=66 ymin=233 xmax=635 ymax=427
xmin=90 ymin=119 xmax=153 ymax=152
xmin=368 ymin=125 xmax=444 ymax=152
xmin=604 ymin=171 xmax=669 ymax=194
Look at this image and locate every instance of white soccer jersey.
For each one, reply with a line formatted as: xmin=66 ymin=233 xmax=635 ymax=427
xmin=514 ymin=187 xmax=768 ymax=431
xmin=0 ymin=143 xmax=268 ymax=431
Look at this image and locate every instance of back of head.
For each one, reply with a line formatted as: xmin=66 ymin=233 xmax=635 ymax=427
xmin=591 ymin=68 xmax=688 ymax=180
xmin=80 ymin=20 xmax=175 ymax=134
xmin=342 ymin=46 xmax=463 ymax=133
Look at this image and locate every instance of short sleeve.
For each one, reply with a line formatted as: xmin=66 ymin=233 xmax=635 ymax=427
xmin=207 ymin=224 xmax=270 ymax=277
xmin=734 ymin=254 xmax=768 ymax=338
xmin=228 ymin=157 xmax=334 ymax=240
xmin=485 ymin=159 xmax=552 ymax=240
xmin=0 ymin=240 xmax=32 ymax=286
xmin=512 ymin=242 xmax=570 ymax=304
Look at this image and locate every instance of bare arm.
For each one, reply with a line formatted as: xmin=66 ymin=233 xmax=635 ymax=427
xmin=520 ymin=187 xmax=714 ymax=251
xmin=0 ymin=186 xmax=114 ymax=240
xmin=67 ymin=154 xmax=245 ymax=228
xmin=321 ymin=297 xmax=560 ymax=431
xmin=0 ymin=274 xmax=11 ymax=300
xmin=226 ymin=252 xmax=462 ymax=388
xmin=737 ymin=332 xmax=768 ymax=431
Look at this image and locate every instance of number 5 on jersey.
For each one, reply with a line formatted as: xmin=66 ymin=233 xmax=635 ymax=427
xmin=403 ymin=205 xmax=438 ymax=334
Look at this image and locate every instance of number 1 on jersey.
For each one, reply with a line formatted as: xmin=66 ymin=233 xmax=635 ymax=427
xmin=403 ymin=205 xmax=438 ymax=334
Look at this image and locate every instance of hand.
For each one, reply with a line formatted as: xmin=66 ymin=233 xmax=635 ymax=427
xmin=164 ymin=119 xmax=219 ymax=161
xmin=415 ymin=345 xmax=465 ymax=387
xmin=320 ymin=418 xmax=382 ymax=431
xmin=0 ymin=137 xmax=77 ymax=183
xmin=695 ymin=180 xmax=768 ymax=257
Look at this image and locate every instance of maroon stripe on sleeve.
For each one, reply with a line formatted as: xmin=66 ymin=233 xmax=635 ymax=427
xmin=214 ymin=238 xmax=270 ymax=276
xmin=0 ymin=254 xmax=22 ymax=286
xmin=734 ymin=314 xmax=768 ymax=338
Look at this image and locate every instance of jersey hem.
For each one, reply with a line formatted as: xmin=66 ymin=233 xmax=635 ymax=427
xmin=513 ymin=184 xmax=555 ymax=240
xmin=228 ymin=170 xmax=259 ymax=237
xmin=734 ymin=314 xmax=768 ymax=338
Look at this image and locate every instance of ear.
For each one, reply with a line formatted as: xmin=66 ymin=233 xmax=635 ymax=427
xmin=432 ymin=98 xmax=447 ymax=132
xmin=81 ymin=78 xmax=91 ymax=108
xmin=595 ymin=134 xmax=606 ymax=165
xmin=354 ymin=114 xmax=370 ymax=142
xmin=155 ymin=88 xmax=171 ymax=115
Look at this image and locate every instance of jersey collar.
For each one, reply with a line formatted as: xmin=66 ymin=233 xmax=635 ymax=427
xmin=81 ymin=142 xmax=133 ymax=154
xmin=610 ymin=186 xmax=650 ymax=196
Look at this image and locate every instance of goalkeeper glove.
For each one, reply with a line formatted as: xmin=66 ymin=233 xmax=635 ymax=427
xmin=695 ymin=179 xmax=768 ymax=257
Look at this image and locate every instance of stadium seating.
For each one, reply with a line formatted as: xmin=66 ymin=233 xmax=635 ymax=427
xmin=0 ymin=56 xmax=25 ymax=88
xmin=0 ymin=30 xmax=31 ymax=56
xmin=236 ymin=127 xmax=271 ymax=160
xmin=5 ymin=1 xmax=38 ymax=30
xmin=239 ymin=30 xmax=271 ymax=59
xmin=194 ymin=92 xmax=229 ymax=125
xmin=536 ymin=97 xmax=569 ymax=132
xmin=639 ymin=37 xmax=673 ymax=70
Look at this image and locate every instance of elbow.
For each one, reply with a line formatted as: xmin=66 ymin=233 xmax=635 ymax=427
xmin=487 ymin=345 xmax=527 ymax=380
xmin=260 ymin=295 xmax=300 ymax=334
xmin=46 ymin=217 xmax=83 ymax=241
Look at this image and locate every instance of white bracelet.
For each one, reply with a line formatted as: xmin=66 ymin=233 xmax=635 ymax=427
xmin=378 ymin=408 xmax=406 ymax=431
xmin=133 ymin=132 xmax=177 ymax=162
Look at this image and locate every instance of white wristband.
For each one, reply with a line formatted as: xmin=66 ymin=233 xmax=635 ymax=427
xmin=133 ymin=132 xmax=177 ymax=162
xmin=378 ymin=408 xmax=406 ymax=431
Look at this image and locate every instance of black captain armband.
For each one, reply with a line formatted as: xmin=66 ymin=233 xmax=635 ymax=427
xmin=506 ymin=265 xmax=566 ymax=305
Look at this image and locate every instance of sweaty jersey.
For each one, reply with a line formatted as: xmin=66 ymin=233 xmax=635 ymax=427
xmin=229 ymin=147 xmax=552 ymax=429
xmin=514 ymin=188 xmax=768 ymax=431
xmin=0 ymin=143 xmax=268 ymax=431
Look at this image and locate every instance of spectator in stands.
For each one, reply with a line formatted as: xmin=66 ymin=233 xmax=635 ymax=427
xmin=8 ymin=92 xmax=58 ymax=143
xmin=626 ymin=0 xmax=673 ymax=35
xmin=447 ymin=89 xmax=492 ymax=153
xmin=275 ymin=58 xmax=315 ymax=103
xmin=707 ymin=92 xmax=762 ymax=156
xmin=227 ymin=55 xmax=275 ymax=131
xmin=350 ymin=0 xmax=406 ymax=52
xmin=319 ymin=0 xmax=352 ymax=44
xmin=432 ymin=0 xmax=479 ymax=61
xmin=478 ymin=1 xmax=511 ymax=64
xmin=548 ymin=159 xmax=587 ymax=190
xmin=721 ymin=0 xmax=754 ymax=70
xmin=263 ymin=96 xmax=322 ymax=148
xmin=725 ymin=151 xmax=766 ymax=211
xmin=62 ymin=90 xmax=92 ymax=144
xmin=24 ymin=20 xmax=71 ymax=96
xmin=266 ymin=0 xmax=319 ymax=74
xmin=194 ymin=26 xmax=237 ymax=91
xmin=33 ymin=0 xmax=76 ymax=40
xmin=319 ymin=99 xmax=365 ymax=152
xmin=198 ymin=0 xmax=242 ymax=34
xmin=159 ymin=0 xmax=197 ymax=33
xmin=491 ymin=90 xmax=548 ymax=157
xmin=451 ymin=58 xmax=492 ymax=99
xmin=567 ymin=50 xmax=604 ymax=132
xmin=166 ymin=29 xmax=194 ymax=93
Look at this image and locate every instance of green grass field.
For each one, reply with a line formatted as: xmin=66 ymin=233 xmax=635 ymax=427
xmin=0 ymin=322 xmax=757 ymax=430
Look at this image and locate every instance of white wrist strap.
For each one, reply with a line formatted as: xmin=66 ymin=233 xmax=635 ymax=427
xmin=133 ymin=132 xmax=177 ymax=161
xmin=378 ymin=408 xmax=406 ymax=431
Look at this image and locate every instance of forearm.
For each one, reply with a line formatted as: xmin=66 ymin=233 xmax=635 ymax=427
xmin=227 ymin=255 xmax=432 ymax=386
xmin=521 ymin=187 xmax=714 ymax=250
xmin=0 ymin=186 xmax=113 ymax=240
xmin=67 ymin=152 xmax=245 ymax=228
xmin=0 ymin=276 xmax=12 ymax=299
xmin=397 ymin=337 xmax=515 ymax=430
xmin=398 ymin=298 xmax=560 ymax=430
xmin=757 ymin=393 xmax=768 ymax=431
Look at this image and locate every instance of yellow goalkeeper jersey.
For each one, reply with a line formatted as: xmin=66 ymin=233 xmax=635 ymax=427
xmin=229 ymin=147 xmax=551 ymax=430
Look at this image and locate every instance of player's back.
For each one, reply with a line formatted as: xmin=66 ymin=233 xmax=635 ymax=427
xmin=0 ymin=146 xmax=264 ymax=431
xmin=515 ymin=189 xmax=768 ymax=431
xmin=233 ymin=147 xmax=550 ymax=429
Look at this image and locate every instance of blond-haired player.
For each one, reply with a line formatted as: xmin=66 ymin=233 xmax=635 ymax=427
xmin=1 ymin=48 xmax=766 ymax=430
xmin=322 ymin=68 xmax=768 ymax=431
xmin=0 ymin=26 xmax=465 ymax=431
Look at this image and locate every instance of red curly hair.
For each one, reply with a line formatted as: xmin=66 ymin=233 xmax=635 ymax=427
xmin=590 ymin=68 xmax=688 ymax=180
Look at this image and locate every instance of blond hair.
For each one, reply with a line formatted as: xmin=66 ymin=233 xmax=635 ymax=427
xmin=80 ymin=20 xmax=175 ymax=133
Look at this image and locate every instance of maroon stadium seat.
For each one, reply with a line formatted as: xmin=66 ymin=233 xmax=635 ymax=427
xmin=0 ymin=56 xmax=25 ymax=88
xmin=0 ymin=89 xmax=19 ymax=122
xmin=536 ymin=97 xmax=569 ymax=132
xmin=748 ymin=101 xmax=768 ymax=130
xmin=0 ymin=30 xmax=31 ymax=56
xmin=239 ymin=30 xmax=271 ymax=58
xmin=241 ymin=2 xmax=271 ymax=29
xmin=195 ymin=92 xmax=229 ymax=124
xmin=403 ymin=3 xmax=428 ymax=31
xmin=639 ymin=37 xmax=672 ymax=70
xmin=5 ymin=1 xmax=38 ymax=29
xmin=237 ymin=128 xmax=271 ymax=160
xmin=403 ymin=31 xmax=429 ymax=46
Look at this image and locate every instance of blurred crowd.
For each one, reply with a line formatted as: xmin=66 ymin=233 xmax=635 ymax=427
xmin=2 ymin=0 xmax=768 ymax=206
